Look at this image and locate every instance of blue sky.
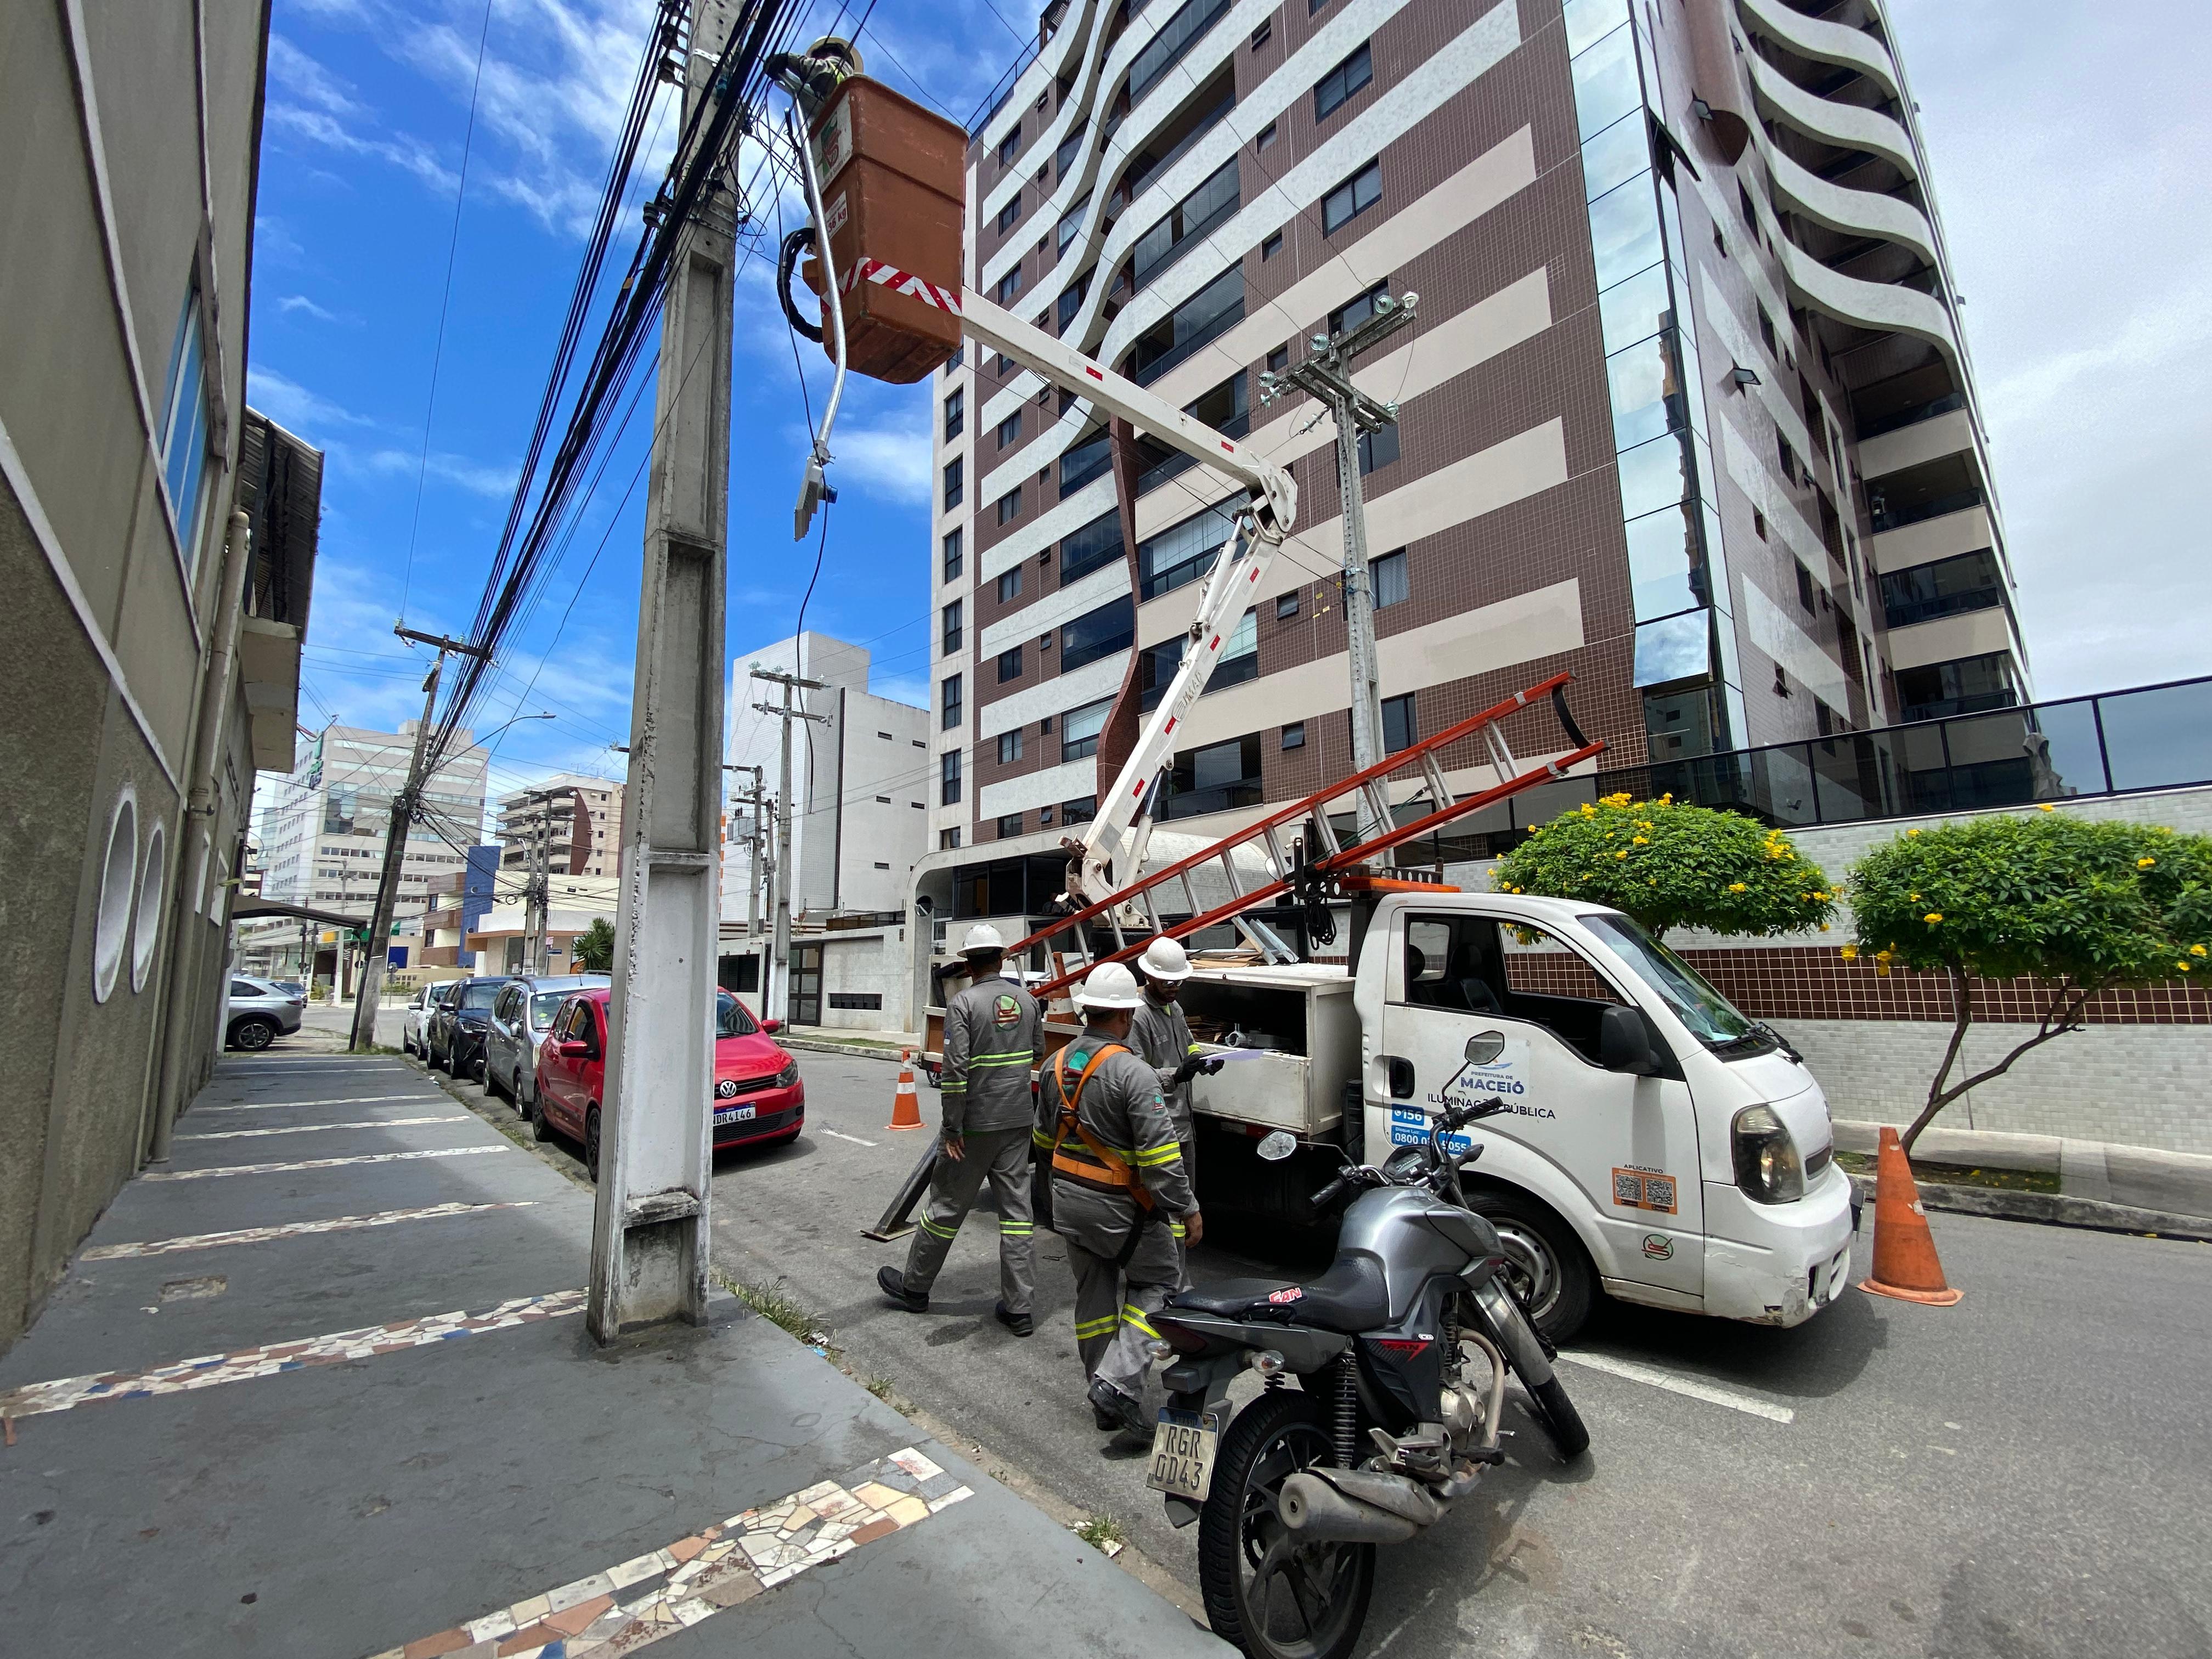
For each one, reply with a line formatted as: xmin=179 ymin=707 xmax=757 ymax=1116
xmin=249 ymin=0 xmax=1031 ymax=820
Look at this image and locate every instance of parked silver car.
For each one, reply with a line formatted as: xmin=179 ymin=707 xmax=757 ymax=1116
xmin=225 ymin=975 xmax=305 ymax=1051
xmin=486 ymin=974 xmax=609 ymax=1115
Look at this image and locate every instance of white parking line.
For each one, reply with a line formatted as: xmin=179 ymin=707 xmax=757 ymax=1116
xmin=179 ymin=1115 xmax=466 ymax=1141
xmin=144 ymin=1147 xmax=509 ymax=1182
xmin=83 ymin=1202 xmax=539 ymax=1259
xmin=1556 ymin=1350 xmax=1797 ymax=1424
xmin=195 ymin=1095 xmax=444 ymax=1112
xmin=819 ymin=1129 xmax=878 ymax=1147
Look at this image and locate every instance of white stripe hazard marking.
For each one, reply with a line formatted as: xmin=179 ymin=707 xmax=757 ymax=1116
xmin=820 ymin=1128 xmax=877 ymax=1148
xmin=1556 ymin=1350 xmax=1796 ymax=1424
xmin=194 ymin=1094 xmax=445 ymax=1112
xmin=179 ymin=1114 xmax=466 ymax=1141
xmin=81 ymin=1202 xmax=537 ymax=1260
xmin=144 ymin=1146 xmax=509 ymax=1181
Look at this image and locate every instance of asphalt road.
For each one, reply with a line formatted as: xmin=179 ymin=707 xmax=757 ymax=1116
xmin=406 ymin=1033 xmax=2212 ymax=1658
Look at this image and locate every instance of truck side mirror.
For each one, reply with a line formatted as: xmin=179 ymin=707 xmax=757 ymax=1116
xmin=1598 ymin=1006 xmax=1661 ymax=1076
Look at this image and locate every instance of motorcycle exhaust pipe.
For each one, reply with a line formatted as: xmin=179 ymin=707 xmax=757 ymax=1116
xmin=1278 ymin=1472 xmax=1422 ymax=1544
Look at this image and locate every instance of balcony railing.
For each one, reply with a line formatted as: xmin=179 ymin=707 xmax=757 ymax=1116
xmin=1871 ymin=485 xmax=1983 ymax=534
xmin=1398 ymin=674 xmax=2212 ymax=861
xmin=1858 ymin=388 xmax=1966 ymax=441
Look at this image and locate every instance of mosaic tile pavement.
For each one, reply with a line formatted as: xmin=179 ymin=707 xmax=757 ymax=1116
xmin=194 ymin=1094 xmax=447 ymax=1113
xmin=81 ymin=1201 xmax=539 ymax=1260
xmin=365 ymin=1447 xmax=974 ymax=1659
xmin=143 ymin=1146 xmax=510 ymax=1182
xmin=180 ymin=1114 xmax=466 ymax=1141
xmin=0 ymin=1290 xmax=586 ymax=1423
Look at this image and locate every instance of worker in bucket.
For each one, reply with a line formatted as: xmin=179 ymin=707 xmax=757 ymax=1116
xmin=877 ymin=923 xmax=1041 ymax=1336
xmin=1129 ymin=936 xmax=1223 ymax=1286
xmin=1039 ymin=960 xmax=1200 ymax=1438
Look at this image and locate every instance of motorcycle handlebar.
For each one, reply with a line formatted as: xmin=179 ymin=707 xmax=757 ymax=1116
xmin=1310 ymin=1174 xmax=1349 ymax=1210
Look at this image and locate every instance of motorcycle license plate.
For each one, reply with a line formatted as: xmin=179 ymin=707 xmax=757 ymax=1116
xmin=714 ymin=1104 xmax=755 ymax=1126
xmin=1146 ymin=1408 xmax=1218 ymax=1503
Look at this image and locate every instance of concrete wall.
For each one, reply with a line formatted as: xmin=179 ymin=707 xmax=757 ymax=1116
xmin=0 ymin=0 xmax=272 ymax=1350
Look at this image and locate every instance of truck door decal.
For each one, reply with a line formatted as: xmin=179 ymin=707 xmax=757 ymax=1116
xmin=1424 ymin=1033 xmax=1552 ymax=1121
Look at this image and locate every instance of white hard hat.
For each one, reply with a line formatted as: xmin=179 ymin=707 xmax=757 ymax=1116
xmin=960 ymin=923 xmax=1006 ymax=955
xmin=1138 ymin=936 xmax=1192 ymax=981
xmin=1077 ymin=961 xmax=1145 ymax=1010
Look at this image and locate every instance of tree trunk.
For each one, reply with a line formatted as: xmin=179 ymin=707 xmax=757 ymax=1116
xmin=1900 ymin=974 xmax=2092 ymax=1155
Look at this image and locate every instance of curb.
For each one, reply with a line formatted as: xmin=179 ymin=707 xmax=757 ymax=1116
xmin=1846 ymin=1172 xmax=2212 ymax=1243
xmin=779 ymin=1035 xmax=919 ymax=1064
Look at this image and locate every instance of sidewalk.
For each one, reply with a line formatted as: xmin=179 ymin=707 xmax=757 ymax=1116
xmin=1834 ymin=1118 xmax=2212 ymax=1239
xmin=0 ymin=1053 xmax=1224 ymax=1657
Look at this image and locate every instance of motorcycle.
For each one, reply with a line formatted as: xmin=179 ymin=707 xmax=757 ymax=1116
xmin=1143 ymin=1098 xmax=1588 ymax=1659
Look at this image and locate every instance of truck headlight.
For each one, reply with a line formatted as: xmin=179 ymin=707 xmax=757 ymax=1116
xmin=1732 ymin=1104 xmax=1805 ymax=1204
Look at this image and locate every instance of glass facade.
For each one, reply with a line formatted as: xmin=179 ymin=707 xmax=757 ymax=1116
xmin=1566 ymin=0 xmax=1746 ymax=759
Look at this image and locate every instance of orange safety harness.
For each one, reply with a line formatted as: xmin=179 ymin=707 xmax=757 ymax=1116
xmin=1047 ymin=1043 xmax=1156 ymax=1213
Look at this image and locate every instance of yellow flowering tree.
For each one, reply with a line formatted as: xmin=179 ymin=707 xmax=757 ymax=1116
xmin=1489 ymin=793 xmax=1838 ymax=941
xmin=1849 ymin=815 xmax=2212 ymax=1151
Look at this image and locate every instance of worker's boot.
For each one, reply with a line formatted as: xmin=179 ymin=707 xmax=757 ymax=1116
xmin=994 ymin=1301 xmax=1033 ymax=1337
xmin=1087 ymin=1376 xmax=1148 ymax=1438
xmin=876 ymin=1265 xmax=928 ymax=1313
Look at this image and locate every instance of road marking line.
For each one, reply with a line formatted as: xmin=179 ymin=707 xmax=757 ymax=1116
xmin=361 ymin=1447 xmax=973 ymax=1659
xmin=820 ymin=1128 xmax=878 ymax=1147
xmin=81 ymin=1201 xmax=539 ymax=1260
xmin=195 ymin=1094 xmax=444 ymax=1112
xmin=179 ymin=1114 xmax=466 ymax=1141
xmin=144 ymin=1146 xmax=509 ymax=1181
xmin=0 ymin=1290 xmax=585 ymax=1421
xmin=1556 ymin=1350 xmax=1796 ymax=1424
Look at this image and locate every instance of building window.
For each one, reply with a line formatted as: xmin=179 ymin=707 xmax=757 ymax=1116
xmin=1062 ymin=596 xmax=1136 ymax=672
xmin=1753 ymin=510 xmax=1768 ymax=541
xmin=1321 ymin=160 xmax=1381 ymax=234
xmin=1776 ymin=432 xmax=1798 ymax=486
xmin=940 ymin=750 xmax=962 ymax=805
xmin=998 ymin=645 xmax=1024 ymax=682
xmin=1257 ymin=121 xmax=1278 ymax=150
xmin=1059 ymin=507 xmax=1125 ymax=584
xmin=940 ymin=827 xmax=962 ymax=850
xmin=943 ymin=388 xmax=964 ymax=439
xmin=1881 ymin=549 xmax=2006 ymax=629
xmin=998 ymin=729 xmax=1024 ymax=763
xmin=1758 ymin=303 xmax=1778 ymax=357
xmin=1358 ymin=423 xmax=1399 ymax=473
xmin=1276 ymin=591 xmax=1299 ymax=620
xmin=1266 ymin=343 xmax=1289 ymax=374
xmin=1060 ymin=696 xmax=1113 ymax=760
xmin=998 ymin=812 xmax=1024 ymax=838
xmin=1796 ymin=561 xmax=1818 ymax=614
xmin=1738 ymin=181 xmax=1757 ymax=226
xmin=942 ymin=673 xmax=963 ymax=730
xmin=1063 ymin=795 xmax=1097 ymax=823
xmin=1133 ymin=158 xmax=1241 ymax=291
xmin=1039 ymin=805 xmax=1054 ymax=826
xmin=998 ymin=126 xmax=1021 ymax=167
xmin=1127 ymin=265 xmax=1244 ymax=386
xmin=1250 ymin=17 xmax=1271 ymax=47
xmin=1139 ymin=503 xmax=1237 ymax=600
xmin=945 ymin=345 xmax=964 ymax=375
xmin=1282 ymin=720 xmax=1306 ymax=750
xmin=942 ymin=599 xmax=963 ymax=653
xmin=997 ymin=266 xmax=1025 ymax=303
xmin=157 ymin=284 xmax=213 ymax=572
xmin=1210 ymin=609 xmax=1260 ymax=690
xmin=1129 ymin=0 xmax=1233 ymax=104
xmin=997 ymin=567 xmax=1023 ymax=602
xmin=998 ymin=195 xmax=1023 ymax=232
xmin=828 ymin=991 xmax=885 ymax=1011
xmin=996 ymin=489 xmax=1023 ymax=526
xmin=1371 ymin=548 xmax=1408 ymax=608
xmin=1261 ymin=230 xmax=1283 ymax=261
xmin=998 ymin=412 xmax=1022 ymax=449
xmin=1329 ymin=280 xmax=1390 ymax=337
xmin=1313 ymin=42 xmax=1372 ymax=120
xmin=1383 ymin=692 xmax=1415 ymax=752
xmin=943 ymin=456 xmax=964 ymax=509
xmin=942 ymin=528 xmax=964 ymax=581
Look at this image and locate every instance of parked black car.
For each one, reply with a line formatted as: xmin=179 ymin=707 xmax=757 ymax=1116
xmin=427 ymin=975 xmax=507 ymax=1079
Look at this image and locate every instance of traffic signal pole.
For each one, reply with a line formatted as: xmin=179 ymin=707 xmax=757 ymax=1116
xmin=589 ymin=0 xmax=740 ymax=1344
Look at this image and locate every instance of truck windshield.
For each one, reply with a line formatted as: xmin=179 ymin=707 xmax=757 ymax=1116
xmin=1578 ymin=914 xmax=1764 ymax=1052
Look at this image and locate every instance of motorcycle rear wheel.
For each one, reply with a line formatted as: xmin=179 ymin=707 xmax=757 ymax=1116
xmin=1199 ymin=1388 xmax=1375 ymax=1659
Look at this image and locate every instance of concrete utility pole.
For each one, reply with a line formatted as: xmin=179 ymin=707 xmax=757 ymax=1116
xmin=349 ymin=626 xmax=488 ymax=1051
xmin=1261 ymin=292 xmax=1419 ymax=843
xmin=750 ymin=665 xmax=828 ymax=1023
xmin=518 ymin=786 xmax=568 ymax=975
xmin=589 ymin=0 xmax=741 ymax=1344
xmin=726 ymin=763 xmax=768 ymax=943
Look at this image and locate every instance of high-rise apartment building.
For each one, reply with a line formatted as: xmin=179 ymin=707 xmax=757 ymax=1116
xmin=920 ymin=0 xmax=2023 ymax=933
xmin=494 ymin=774 xmax=624 ymax=879
xmin=258 ymin=722 xmax=487 ymax=927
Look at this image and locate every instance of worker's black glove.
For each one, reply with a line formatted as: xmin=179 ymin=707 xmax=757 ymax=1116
xmin=1171 ymin=1053 xmax=1226 ymax=1086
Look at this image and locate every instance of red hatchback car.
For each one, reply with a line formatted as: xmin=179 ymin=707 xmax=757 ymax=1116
xmin=532 ymin=988 xmax=805 ymax=1180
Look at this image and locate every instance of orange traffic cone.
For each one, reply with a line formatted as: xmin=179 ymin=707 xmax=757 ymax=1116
xmin=888 ymin=1050 xmax=925 ymax=1131
xmin=1859 ymin=1126 xmax=1962 ymax=1305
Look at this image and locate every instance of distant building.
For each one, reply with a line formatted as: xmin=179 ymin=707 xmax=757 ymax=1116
xmin=258 ymin=721 xmax=488 ymax=930
xmin=723 ymin=631 xmax=930 ymax=928
xmin=0 ymin=0 xmax=304 ymax=1350
xmin=494 ymin=773 xmax=624 ymax=878
xmin=417 ymin=844 xmax=503 ymax=970
xmin=467 ymin=873 xmax=620 ymax=975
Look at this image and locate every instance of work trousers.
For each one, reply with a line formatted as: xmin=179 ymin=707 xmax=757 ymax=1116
xmin=1057 ymin=1183 xmax=1184 ymax=1401
xmin=901 ymin=1124 xmax=1035 ymax=1313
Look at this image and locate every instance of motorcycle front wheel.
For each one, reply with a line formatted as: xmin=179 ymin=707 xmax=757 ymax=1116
xmin=1198 ymin=1388 xmax=1375 ymax=1659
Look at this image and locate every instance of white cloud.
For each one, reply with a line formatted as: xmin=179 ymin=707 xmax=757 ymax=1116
xmin=267 ymin=35 xmax=363 ymax=116
xmin=266 ymin=101 xmax=459 ymax=193
xmin=365 ymin=448 xmax=520 ymax=499
xmin=276 ymin=294 xmax=341 ymax=322
xmin=828 ymin=413 xmax=933 ymax=506
xmin=246 ymin=366 xmax=374 ymax=439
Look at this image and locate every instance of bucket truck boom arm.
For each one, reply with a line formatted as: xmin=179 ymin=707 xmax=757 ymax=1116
xmin=934 ymin=285 xmax=1299 ymax=910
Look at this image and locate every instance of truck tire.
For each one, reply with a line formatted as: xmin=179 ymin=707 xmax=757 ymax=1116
xmin=1465 ymin=1189 xmax=1594 ymax=1344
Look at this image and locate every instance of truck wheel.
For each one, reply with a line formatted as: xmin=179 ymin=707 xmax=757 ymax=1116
xmin=1465 ymin=1190 xmax=1594 ymax=1344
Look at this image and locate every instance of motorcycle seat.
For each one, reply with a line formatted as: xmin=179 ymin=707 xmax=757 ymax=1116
xmin=1165 ymin=1251 xmax=1391 ymax=1334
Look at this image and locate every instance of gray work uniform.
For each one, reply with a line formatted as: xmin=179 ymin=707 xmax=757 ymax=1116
xmin=1128 ymin=995 xmax=1202 ymax=1288
xmin=900 ymin=973 xmax=1042 ymax=1312
xmin=1041 ymin=1026 xmax=1197 ymax=1402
